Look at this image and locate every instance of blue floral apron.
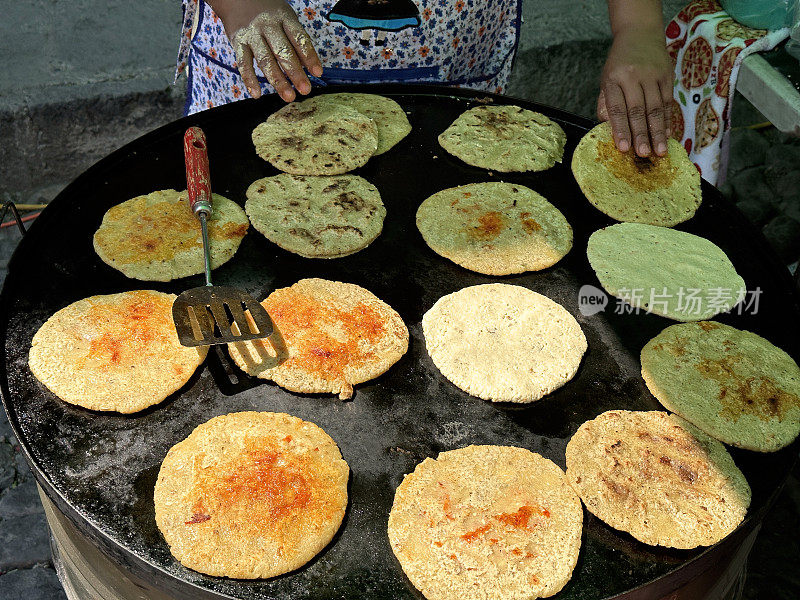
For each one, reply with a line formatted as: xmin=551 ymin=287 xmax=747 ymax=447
xmin=177 ymin=0 xmax=522 ymax=115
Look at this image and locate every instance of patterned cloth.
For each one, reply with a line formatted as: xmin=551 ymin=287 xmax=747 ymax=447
xmin=666 ymin=0 xmax=789 ymax=185
xmin=177 ymin=0 xmax=522 ymax=115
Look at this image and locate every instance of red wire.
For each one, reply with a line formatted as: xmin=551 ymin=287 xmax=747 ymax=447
xmin=0 ymin=211 xmax=41 ymax=229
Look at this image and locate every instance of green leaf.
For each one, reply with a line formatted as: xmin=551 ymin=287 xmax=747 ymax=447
xmin=678 ymin=91 xmax=687 ymax=106
xmin=703 ymin=87 xmax=711 ymax=96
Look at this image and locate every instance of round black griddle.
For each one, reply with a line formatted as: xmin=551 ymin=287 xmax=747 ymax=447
xmin=1 ymin=85 xmax=798 ymax=600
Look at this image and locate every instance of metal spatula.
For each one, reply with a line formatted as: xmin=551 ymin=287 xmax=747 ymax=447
xmin=172 ymin=126 xmax=274 ymax=347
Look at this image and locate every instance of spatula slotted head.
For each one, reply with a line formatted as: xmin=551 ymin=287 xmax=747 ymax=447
xmin=172 ymin=286 xmax=274 ymax=347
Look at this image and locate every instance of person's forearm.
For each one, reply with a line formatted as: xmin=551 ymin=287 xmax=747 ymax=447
xmin=600 ymin=0 xmax=672 ymax=156
xmin=607 ymin=0 xmax=664 ymax=37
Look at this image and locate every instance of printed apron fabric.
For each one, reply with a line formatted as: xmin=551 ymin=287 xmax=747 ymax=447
xmin=666 ymin=0 xmax=789 ymax=185
xmin=177 ymin=0 xmax=522 ymax=115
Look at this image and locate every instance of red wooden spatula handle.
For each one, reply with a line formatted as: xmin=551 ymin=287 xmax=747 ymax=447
xmin=184 ymin=127 xmax=212 ymax=216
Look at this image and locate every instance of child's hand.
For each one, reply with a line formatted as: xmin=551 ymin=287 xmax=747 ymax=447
xmin=597 ymin=28 xmax=673 ymax=157
xmin=212 ymin=0 xmax=323 ymax=102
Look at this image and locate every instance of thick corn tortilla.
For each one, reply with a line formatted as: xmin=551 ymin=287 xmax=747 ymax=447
xmin=245 ymin=174 xmax=385 ymax=258
xmin=416 ymin=182 xmax=572 ymax=275
xmin=642 ymin=321 xmax=800 ymax=452
xmin=388 ymin=445 xmax=583 ymax=600
xmin=228 ymin=279 xmax=408 ymax=399
xmin=572 ymin=122 xmax=701 ymax=227
xmin=252 ymin=99 xmax=378 ymax=175
xmin=28 ymin=290 xmax=207 ymax=413
xmin=566 ymin=410 xmax=750 ymax=549
xmin=154 ymin=411 xmax=349 ymax=578
xmin=422 ymin=284 xmax=587 ymax=402
xmin=438 ymin=105 xmax=567 ymax=172
xmin=307 ymin=93 xmax=411 ymax=155
xmin=587 ymin=223 xmax=746 ymax=321
xmin=93 ymin=190 xmax=248 ymax=282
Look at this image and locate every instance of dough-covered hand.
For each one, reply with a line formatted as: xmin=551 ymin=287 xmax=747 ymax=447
xmin=597 ymin=28 xmax=673 ymax=157
xmin=212 ymin=0 xmax=323 ymax=102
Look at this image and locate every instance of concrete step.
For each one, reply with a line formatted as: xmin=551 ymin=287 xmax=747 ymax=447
xmin=0 ymin=86 xmax=185 ymax=204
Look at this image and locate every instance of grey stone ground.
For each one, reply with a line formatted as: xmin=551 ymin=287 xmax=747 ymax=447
xmin=0 ymin=1 xmax=798 ymax=598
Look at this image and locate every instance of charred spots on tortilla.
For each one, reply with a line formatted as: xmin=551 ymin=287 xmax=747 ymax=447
xmin=289 ymin=228 xmax=322 ymax=246
xmin=333 ymin=191 xmax=366 ymax=212
xmin=285 ymin=105 xmax=316 ymax=121
xmin=185 ymin=512 xmax=211 ymax=525
xmin=677 ymin=464 xmax=697 ymax=484
xmin=321 ymin=224 xmax=363 ymax=236
xmin=633 ymin=154 xmax=656 ymax=172
xmin=279 ymin=137 xmax=302 ymax=150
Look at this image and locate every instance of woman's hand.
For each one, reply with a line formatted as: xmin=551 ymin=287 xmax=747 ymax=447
xmin=209 ymin=0 xmax=323 ymax=102
xmin=601 ymin=1 xmax=673 ymax=157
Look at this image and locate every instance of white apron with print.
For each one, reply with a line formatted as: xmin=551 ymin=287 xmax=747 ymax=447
xmin=177 ymin=0 xmax=522 ymax=114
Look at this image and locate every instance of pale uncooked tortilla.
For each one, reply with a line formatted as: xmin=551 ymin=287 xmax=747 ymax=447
xmin=422 ymin=284 xmax=587 ymax=402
